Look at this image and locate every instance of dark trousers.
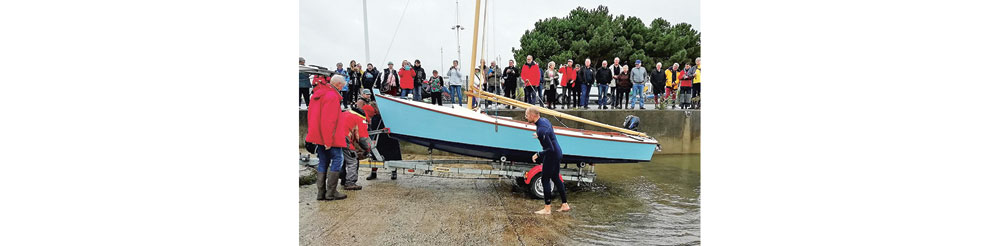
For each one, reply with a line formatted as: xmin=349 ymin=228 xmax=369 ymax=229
xmin=569 ymin=86 xmax=580 ymax=108
xmin=541 ymin=156 xmax=567 ymax=205
xmin=485 ymin=85 xmax=498 ymax=106
xmin=348 ymin=84 xmax=359 ymax=103
xmin=524 ymin=86 xmax=535 ymax=104
xmin=615 ymin=87 xmax=630 ymax=108
xmin=561 ymin=87 xmax=570 ymax=108
xmin=431 ymin=92 xmax=442 ymax=105
xmin=341 ymin=89 xmax=351 ymax=108
xmin=693 ymin=83 xmax=701 ymax=98
xmin=300 ymin=88 xmax=310 ymax=106
xmin=503 ymin=83 xmax=516 ymax=99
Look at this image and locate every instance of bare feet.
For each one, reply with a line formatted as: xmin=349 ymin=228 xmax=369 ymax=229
xmin=534 ymin=205 xmax=552 ymax=215
xmin=557 ymin=203 xmax=571 ymax=212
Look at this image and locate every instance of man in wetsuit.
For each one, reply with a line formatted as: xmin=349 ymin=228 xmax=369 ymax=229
xmin=526 ymin=107 xmax=571 ymax=214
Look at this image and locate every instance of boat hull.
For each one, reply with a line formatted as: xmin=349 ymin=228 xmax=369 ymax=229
xmin=375 ymin=94 xmax=658 ymax=163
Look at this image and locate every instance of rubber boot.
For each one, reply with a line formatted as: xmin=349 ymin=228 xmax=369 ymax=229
xmin=344 ymin=183 xmax=362 ymax=190
xmin=316 ymin=172 xmax=328 ymax=200
xmin=365 ymin=171 xmax=377 ymax=180
xmin=325 ymin=171 xmax=348 ymax=200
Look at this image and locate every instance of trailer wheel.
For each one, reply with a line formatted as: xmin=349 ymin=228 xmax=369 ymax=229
xmin=528 ymin=175 xmax=555 ymax=199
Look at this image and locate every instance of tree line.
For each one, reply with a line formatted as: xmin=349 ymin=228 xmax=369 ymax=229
xmin=512 ymin=5 xmax=700 ymax=69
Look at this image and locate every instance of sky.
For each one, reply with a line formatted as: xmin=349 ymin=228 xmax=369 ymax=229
xmin=300 ymin=0 xmax=699 ymax=73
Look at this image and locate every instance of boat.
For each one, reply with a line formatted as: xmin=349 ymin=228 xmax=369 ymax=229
xmin=374 ymin=93 xmax=659 ymax=163
xmin=367 ymin=0 xmax=659 ymax=164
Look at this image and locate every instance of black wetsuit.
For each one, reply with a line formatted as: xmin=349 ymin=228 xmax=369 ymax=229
xmin=535 ymin=117 xmax=566 ymax=205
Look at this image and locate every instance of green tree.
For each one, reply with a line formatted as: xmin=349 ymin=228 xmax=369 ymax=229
xmin=512 ymin=5 xmax=700 ymax=70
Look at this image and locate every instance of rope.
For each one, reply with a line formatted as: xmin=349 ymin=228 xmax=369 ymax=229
xmin=379 ymin=0 xmax=413 ymax=65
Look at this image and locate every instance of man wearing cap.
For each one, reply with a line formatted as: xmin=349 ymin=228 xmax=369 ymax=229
xmin=630 ymin=60 xmax=647 ymax=109
xmin=299 ymin=57 xmax=311 ymax=107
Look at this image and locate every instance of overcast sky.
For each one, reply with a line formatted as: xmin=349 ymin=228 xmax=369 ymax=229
xmin=300 ymin=0 xmax=699 ymax=73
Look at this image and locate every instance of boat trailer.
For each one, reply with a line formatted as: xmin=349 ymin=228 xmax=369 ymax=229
xmin=301 ymin=147 xmax=597 ymax=199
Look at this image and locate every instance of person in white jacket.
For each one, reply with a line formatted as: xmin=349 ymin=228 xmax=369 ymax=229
xmin=446 ymin=60 xmax=464 ymax=106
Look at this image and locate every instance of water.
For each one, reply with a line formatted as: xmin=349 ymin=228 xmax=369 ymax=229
xmin=555 ymin=154 xmax=700 ymax=245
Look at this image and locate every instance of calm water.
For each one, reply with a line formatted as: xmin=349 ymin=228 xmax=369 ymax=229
xmin=555 ymin=154 xmax=700 ymax=245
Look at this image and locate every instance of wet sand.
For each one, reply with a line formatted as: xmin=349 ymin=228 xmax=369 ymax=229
xmin=299 ymin=154 xmax=700 ymax=245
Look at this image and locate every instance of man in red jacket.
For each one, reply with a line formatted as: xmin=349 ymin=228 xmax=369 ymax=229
xmin=305 ymin=74 xmax=348 ymax=201
xmin=520 ymin=55 xmax=541 ymax=105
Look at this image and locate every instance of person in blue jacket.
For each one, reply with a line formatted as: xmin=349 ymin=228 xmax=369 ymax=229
xmin=526 ymin=107 xmax=570 ymax=214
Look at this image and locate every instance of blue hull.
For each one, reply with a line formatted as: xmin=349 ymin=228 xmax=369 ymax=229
xmin=375 ymin=94 xmax=658 ymax=163
xmin=391 ymin=133 xmax=640 ymax=164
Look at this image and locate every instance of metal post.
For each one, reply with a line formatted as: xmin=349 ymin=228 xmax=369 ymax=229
xmin=362 ymin=0 xmax=371 ymax=64
xmin=451 ymin=0 xmax=463 ymax=66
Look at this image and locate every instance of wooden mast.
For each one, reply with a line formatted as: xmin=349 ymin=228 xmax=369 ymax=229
xmin=465 ymin=0 xmax=482 ymax=110
xmin=462 ymin=0 xmax=649 ymax=138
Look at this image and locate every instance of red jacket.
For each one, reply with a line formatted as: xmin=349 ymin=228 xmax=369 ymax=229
xmin=520 ymin=62 xmax=541 ymax=87
xmin=678 ymin=71 xmax=692 ymax=87
xmin=331 ymin=110 xmax=365 ymax=148
xmin=305 ymin=86 xmax=342 ymax=147
xmin=558 ymin=66 xmax=576 ymax=87
xmin=311 ymin=75 xmax=328 ymax=86
xmin=361 ymin=104 xmax=376 ymax=123
xmin=398 ymin=68 xmax=415 ymax=89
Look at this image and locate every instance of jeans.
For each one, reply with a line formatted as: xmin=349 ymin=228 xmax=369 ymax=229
xmin=580 ymin=84 xmax=591 ymax=107
xmin=524 ymin=86 xmax=535 ymax=104
xmin=535 ymin=86 xmax=544 ymax=106
xmin=449 ymin=85 xmax=464 ymax=105
xmin=400 ymin=89 xmax=413 ymax=99
xmin=413 ymin=84 xmax=423 ymax=101
xmin=630 ymin=83 xmax=645 ymax=108
xmin=597 ymin=84 xmax=609 ymax=107
xmin=316 ymin=147 xmax=344 ymax=173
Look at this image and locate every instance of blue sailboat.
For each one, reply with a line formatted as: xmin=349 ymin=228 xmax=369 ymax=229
xmin=374 ymin=94 xmax=659 ymax=164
